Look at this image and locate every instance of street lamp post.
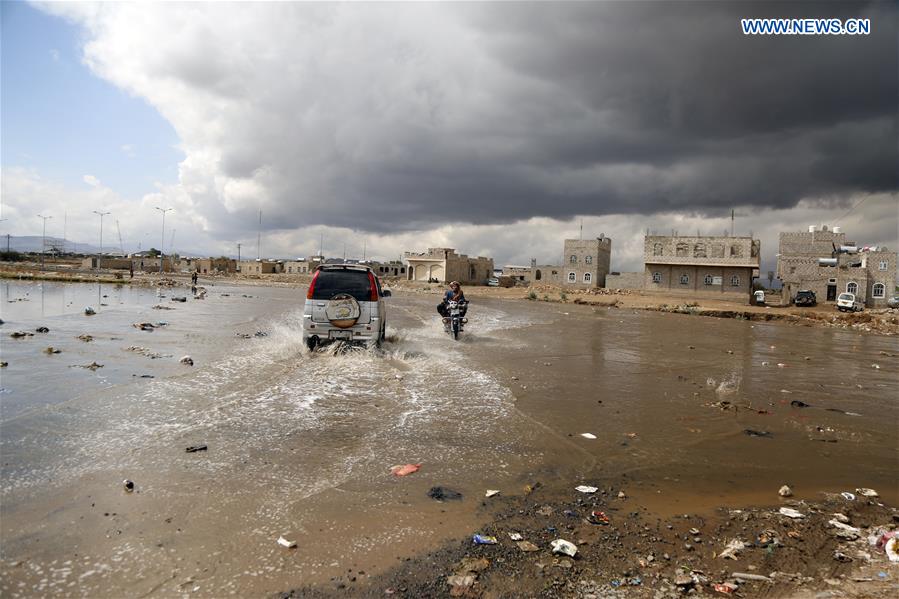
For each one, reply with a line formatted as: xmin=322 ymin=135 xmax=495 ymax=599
xmin=155 ymin=207 xmax=172 ymax=274
xmin=37 ymin=214 xmax=53 ymax=271
xmin=92 ymin=210 xmax=110 ymax=270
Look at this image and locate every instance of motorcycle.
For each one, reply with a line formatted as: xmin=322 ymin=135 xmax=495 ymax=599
xmin=442 ymin=300 xmax=468 ymax=340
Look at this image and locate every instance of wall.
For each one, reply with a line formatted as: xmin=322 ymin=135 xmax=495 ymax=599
xmin=605 ymin=272 xmax=644 ymax=289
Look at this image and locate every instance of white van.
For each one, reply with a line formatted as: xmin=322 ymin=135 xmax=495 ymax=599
xmin=836 ymin=292 xmax=863 ymax=312
xmin=302 ymin=265 xmax=390 ymax=350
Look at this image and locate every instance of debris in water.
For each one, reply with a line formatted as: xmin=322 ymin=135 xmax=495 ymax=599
xmin=485 ymin=489 xmax=500 ymax=498
xmin=390 ymin=463 xmax=421 ymax=477
xmin=575 ymin=485 xmax=598 ymax=494
xmin=580 ymin=433 xmax=597 ymax=439
xmin=743 ymin=429 xmax=772 ymax=438
xmin=35 ymin=326 xmax=49 ymax=333
xmin=790 ymin=400 xmax=810 ymax=408
xmin=10 ymin=331 xmax=34 ymax=338
xmin=856 ymin=488 xmax=879 ymax=497
xmin=179 ymin=355 xmax=194 ymax=366
xmin=133 ymin=322 xmax=156 ymax=331
xmin=277 ymin=536 xmax=297 ymax=549
xmin=43 ymin=347 xmax=61 ymax=354
xmin=717 ymin=539 xmax=745 ymax=560
xmin=588 ymin=511 xmax=610 ymax=525
xmin=185 ymin=444 xmax=208 ymax=453
xmin=84 ymin=307 xmax=96 ymax=315
xmin=508 ymin=532 xmax=523 ymax=541
xmin=427 ymin=487 xmax=463 ymax=501
xmin=77 ymin=334 xmax=94 ymax=342
xmin=841 ymin=492 xmax=856 ymax=501
xmin=778 ymin=485 xmax=793 ymax=497
xmin=123 ymin=479 xmax=134 ymax=492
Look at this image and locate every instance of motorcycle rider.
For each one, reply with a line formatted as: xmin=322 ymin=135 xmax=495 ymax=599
xmin=437 ymin=281 xmax=468 ymax=318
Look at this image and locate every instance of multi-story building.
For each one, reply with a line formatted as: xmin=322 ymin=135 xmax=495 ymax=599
xmin=777 ymin=225 xmax=896 ymax=308
xmin=361 ymin=260 xmax=407 ymax=278
xmin=404 ymin=248 xmax=493 ymax=285
xmin=561 ymin=237 xmax=612 ymax=288
xmin=643 ymin=235 xmax=760 ymax=299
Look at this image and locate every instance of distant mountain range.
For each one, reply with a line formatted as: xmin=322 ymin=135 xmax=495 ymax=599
xmin=1 ymin=235 xmax=208 ymax=257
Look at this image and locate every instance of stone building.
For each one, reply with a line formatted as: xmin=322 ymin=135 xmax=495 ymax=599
xmin=196 ymin=258 xmax=237 ymax=274
xmin=560 ymin=237 xmax=612 ymax=288
xmin=361 ymin=260 xmax=407 ymax=278
xmin=502 ymin=265 xmax=532 ymax=284
xmin=777 ymin=225 xmax=896 ymax=308
xmin=239 ymin=259 xmax=283 ymax=275
xmin=643 ymin=235 xmax=760 ymax=299
xmin=404 ymin=248 xmax=493 ymax=285
xmin=283 ymin=260 xmax=313 ymax=275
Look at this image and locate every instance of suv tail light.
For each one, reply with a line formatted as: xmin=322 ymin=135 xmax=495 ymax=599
xmin=307 ymin=269 xmax=321 ymax=300
xmin=367 ymin=272 xmax=378 ymax=301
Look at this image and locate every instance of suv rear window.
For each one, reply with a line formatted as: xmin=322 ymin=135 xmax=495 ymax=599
xmin=312 ymin=270 xmax=372 ymax=301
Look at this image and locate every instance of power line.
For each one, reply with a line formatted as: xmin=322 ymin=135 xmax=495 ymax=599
xmin=834 ymin=196 xmax=870 ymax=223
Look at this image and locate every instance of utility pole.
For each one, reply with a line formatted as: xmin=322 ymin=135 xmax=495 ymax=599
xmin=155 ymin=207 xmax=172 ymax=274
xmin=169 ymin=228 xmax=176 ymax=256
xmin=116 ymin=220 xmax=125 ymax=256
xmin=319 ymin=233 xmax=323 ymax=258
xmin=363 ymin=239 xmax=366 ymax=262
xmin=37 ymin=214 xmax=52 ymax=271
xmin=256 ymin=210 xmax=262 ymax=260
xmin=63 ymin=210 xmax=67 ymax=254
xmin=92 ymin=210 xmax=110 ymax=270
xmin=731 ymin=209 xmax=735 ymax=237
xmin=237 ymin=242 xmax=241 ymax=271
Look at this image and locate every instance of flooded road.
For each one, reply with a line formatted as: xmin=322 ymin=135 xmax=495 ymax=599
xmin=1 ymin=281 xmax=896 ymax=597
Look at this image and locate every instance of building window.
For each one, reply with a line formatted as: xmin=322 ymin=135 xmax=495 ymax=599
xmin=704 ymin=274 xmax=714 ymax=285
xmin=731 ymin=275 xmax=740 ymax=287
xmin=693 ymin=243 xmax=706 ymax=258
xmin=880 ymin=260 xmax=888 ymax=271
xmin=570 ymin=255 xmax=577 ymax=264
xmin=535 ymin=269 xmax=542 ymax=281
xmin=676 ymin=243 xmax=688 ymax=257
xmin=872 ymin=283 xmax=885 ymax=298
xmin=846 ymin=282 xmax=858 ymax=295
xmin=679 ymin=274 xmax=689 ymax=285
xmin=789 ymin=266 xmax=796 ymax=274
xmin=567 ymin=272 xmax=576 ymax=283
xmin=585 ymin=255 xmax=593 ymax=264
xmin=653 ymin=243 xmax=663 ymax=256
xmin=730 ymin=245 xmax=743 ymax=258
xmin=652 ymin=272 xmax=662 ymax=283
xmin=584 ymin=272 xmax=592 ymax=283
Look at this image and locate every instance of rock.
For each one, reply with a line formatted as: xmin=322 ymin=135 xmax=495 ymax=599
xmin=674 ymin=573 xmax=695 ymax=587
xmin=779 ymin=485 xmax=793 ymax=497
xmin=778 ymin=507 xmax=805 ymax=519
xmin=456 ymin=557 xmax=490 ymax=574
xmin=427 ymin=486 xmax=463 ymax=501
xmin=517 ymin=541 xmax=539 ymax=552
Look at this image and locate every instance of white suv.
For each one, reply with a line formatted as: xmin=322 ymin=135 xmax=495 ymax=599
xmin=303 ymin=265 xmax=391 ymax=350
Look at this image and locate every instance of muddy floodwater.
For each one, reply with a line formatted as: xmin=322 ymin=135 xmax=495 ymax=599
xmin=1 ymin=280 xmax=896 ymax=597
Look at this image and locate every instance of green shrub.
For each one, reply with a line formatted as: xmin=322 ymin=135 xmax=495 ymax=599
xmin=527 ymin=290 xmax=537 ymax=300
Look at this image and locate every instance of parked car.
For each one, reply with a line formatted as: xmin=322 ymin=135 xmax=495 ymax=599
xmin=888 ymin=295 xmax=899 ymax=309
xmin=303 ymin=264 xmax=390 ymax=350
xmin=753 ymin=290 xmax=765 ymax=306
xmin=793 ymin=290 xmax=817 ymax=307
xmin=836 ymin=292 xmax=863 ymax=312
xmin=486 ymin=277 xmax=500 ymax=287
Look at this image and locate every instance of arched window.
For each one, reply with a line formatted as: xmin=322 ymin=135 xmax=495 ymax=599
xmin=653 ymin=243 xmax=663 ymax=256
xmin=847 ymin=282 xmax=858 ymax=295
xmin=652 ymin=272 xmax=662 ymax=283
xmin=570 ymin=255 xmax=577 ymax=264
xmin=676 ymin=243 xmax=688 ymax=257
xmin=679 ymin=274 xmax=689 ymax=285
xmin=567 ymin=272 xmax=576 ymax=282
xmin=693 ymin=243 xmax=706 ymax=258
xmin=704 ymin=274 xmax=714 ymax=285
xmin=584 ymin=272 xmax=592 ymax=283
xmin=731 ymin=275 xmax=741 ymax=287
xmin=872 ymin=283 xmax=885 ymax=298
xmin=585 ymin=255 xmax=593 ymax=264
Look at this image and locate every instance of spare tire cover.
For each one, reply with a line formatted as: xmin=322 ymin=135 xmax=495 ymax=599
xmin=326 ymin=293 xmax=361 ymax=329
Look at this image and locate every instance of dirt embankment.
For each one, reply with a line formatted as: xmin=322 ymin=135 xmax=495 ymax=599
xmin=278 ymin=482 xmax=898 ymax=598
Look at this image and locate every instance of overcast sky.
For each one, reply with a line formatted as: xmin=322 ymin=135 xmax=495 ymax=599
xmin=1 ymin=1 xmax=896 ymax=272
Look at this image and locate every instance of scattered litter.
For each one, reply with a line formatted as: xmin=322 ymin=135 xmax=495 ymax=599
xmin=588 ymin=510 xmax=610 ymax=525
xmin=179 ymin=355 xmax=194 ymax=366
xmin=778 ymin=507 xmax=805 ymax=519
xmin=43 ymin=347 xmax=61 ymax=354
xmin=517 ymin=541 xmax=539 ymax=552
xmin=779 ymin=485 xmax=793 ymax=497
xmin=125 ymin=346 xmax=168 ymax=359
xmin=617 ymin=490 xmax=626 ymax=499
xmin=0 ymin=361 xmax=8 ymax=367
xmin=277 ymin=536 xmax=297 ymax=549
xmin=580 ymin=433 xmax=597 ymax=439
xmin=761 ymin=361 xmax=769 ymax=366
xmin=777 ymin=363 xmax=786 ymax=368
xmin=485 ymin=489 xmax=500 ymax=498
xmin=743 ymin=429 xmax=772 ymax=438
xmin=171 ymin=296 xmax=187 ymax=303
xmin=536 ymin=505 xmax=554 ymax=516
xmin=133 ymin=322 xmax=156 ymax=331
xmin=790 ymin=400 xmax=810 ymax=408
xmin=871 ymin=364 xmax=880 ymax=369
xmin=84 ymin=307 xmax=96 ymax=315
xmin=390 ymin=463 xmax=420 ymax=477
xmin=77 ymin=334 xmax=94 ymax=342
xmin=856 ymin=488 xmax=879 ymax=497
xmin=472 ymin=534 xmax=498 ymax=545
xmin=832 ymin=513 xmax=850 ymax=523
xmin=575 ymin=485 xmax=598 ymax=494
xmin=508 ymin=532 xmax=523 ymax=541
xmin=717 ymin=539 xmax=745 ymax=560
xmin=550 ymin=539 xmax=577 ymax=557
xmin=185 ymin=444 xmax=208 ymax=453
xmin=886 ymin=537 xmax=899 ymax=563
xmin=833 ymin=551 xmax=852 ymax=562
xmin=152 ymin=304 xmax=175 ymax=310
xmin=732 ymin=572 xmax=773 ymax=583
xmin=427 ymin=487 xmax=463 ymax=501
xmin=10 ymin=331 xmax=34 ymax=338
xmin=72 ymin=362 xmax=104 ymax=371
xmin=841 ymin=492 xmax=856 ymax=501
xmin=829 ymin=519 xmax=861 ymax=534
xmin=446 ymin=574 xmax=475 ymax=590
xmin=123 ymin=479 xmax=134 ymax=492
xmin=35 ymin=326 xmax=49 ymax=333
